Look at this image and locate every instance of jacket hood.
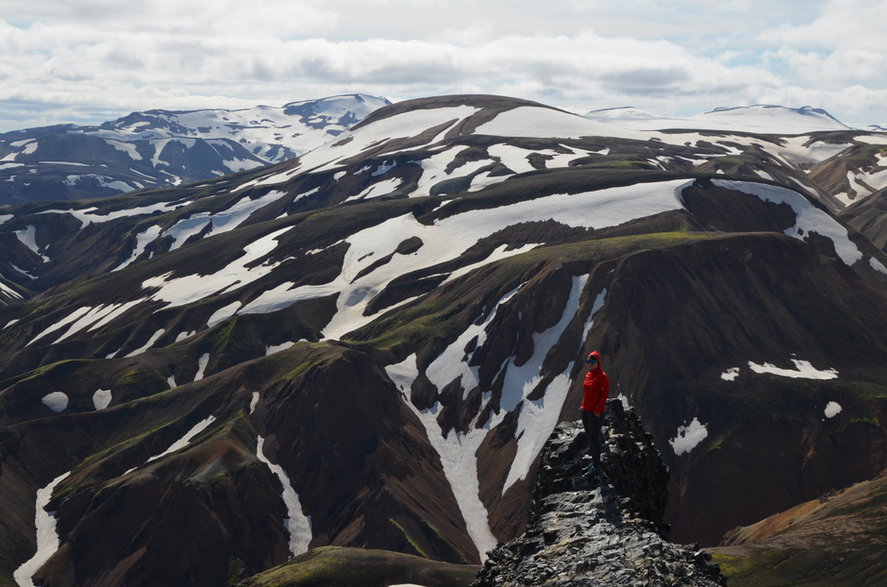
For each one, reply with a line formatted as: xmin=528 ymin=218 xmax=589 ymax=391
xmin=587 ymin=350 xmax=602 ymax=369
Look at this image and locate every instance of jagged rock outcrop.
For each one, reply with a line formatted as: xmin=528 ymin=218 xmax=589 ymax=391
xmin=473 ymin=400 xmax=725 ymax=586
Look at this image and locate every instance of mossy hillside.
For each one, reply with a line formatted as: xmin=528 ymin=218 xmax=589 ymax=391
xmin=264 ymin=341 xmax=349 ymax=384
xmin=350 ymin=230 xmax=716 ymax=354
xmin=836 ymin=142 xmax=887 ymax=166
xmin=238 ymin=545 xmax=480 ymax=587
xmin=388 ymin=518 xmax=432 ymax=559
xmin=0 ymin=359 xmax=96 ymax=423
xmin=711 ymin=543 xmax=887 ymax=586
xmin=114 ymin=367 xmax=169 ymax=403
xmin=1 ymin=358 xmax=92 ymax=388
xmin=49 ymin=374 xmax=253 ymax=504
xmin=657 ymin=374 xmax=887 ymax=469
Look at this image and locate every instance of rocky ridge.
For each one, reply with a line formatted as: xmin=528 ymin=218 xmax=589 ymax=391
xmin=473 ymin=400 xmax=725 ymax=586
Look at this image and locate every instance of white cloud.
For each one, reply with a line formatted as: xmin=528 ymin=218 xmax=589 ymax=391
xmin=759 ymin=0 xmax=887 ymax=51
xmin=0 ymin=0 xmax=884 ymax=130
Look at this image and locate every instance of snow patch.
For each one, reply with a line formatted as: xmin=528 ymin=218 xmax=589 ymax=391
xmin=371 ymin=160 xmax=397 ymax=176
xmin=62 ymin=174 xmax=132 ymax=192
xmin=581 ymin=288 xmax=608 ymax=343
xmin=870 ymin=257 xmax=887 ymax=275
xmin=175 ymin=331 xmax=196 ymax=342
xmin=37 ymin=200 xmax=191 ymax=228
xmin=142 ymin=226 xmax=290 ymax=309
xmin=28 ymin=306 xmax=94 ymax=346
xmin=265 ymin=341 xmax=296 ymax=356
xmin=854 ymin=134 xmax=887 ymax=145
xmin=123 ymin=329 xmax=165 ymax=357
xmin=0 ymin=280 xmax=22 ymax=300
xmin=92 ymin=389 xmax=112 ymax=410
xmin=14 ymin=225 xmax=48 ymax=262
xmin=160 ymin=190 xmax=287 ymax=251
xmin=41 ymin=392 xmax=69 ymax=413
xmin=13 ymin=470 xmax=71 ymax=587
xmin=87 ymin=300 xmax=144 ymax=333
xmin=194 ymin=353 xmax=210 ymax=381
xmin=824 ymin=401 xmax=842 ymax=418
xmin=343 ymin=177 xmax=403 ymax=203
xmin=113 ymin=225 xmax=163 ymax=271
xmin=249 ymin=392 xmax=260 ymax=415
xmin=402 ymin=398 xmax=498 ymax=561
xmin=748 ymin=359 xmax=838 ymax=380
xmin=387 ymin=274 xmax=590 ymax=559
xmin=146 ymin=415 xmax=216 ymax=463
xmin=721 ymin=367 xmax=740 ymax=381
xmin=11 ymin=263 xmax=37 ymax=280
xmin=207 ymin=301 xmax=242 ymax=328
xmin=669 ymin=418 xmax=709 ymax=455
xmin=256 ymin=436 xmax=312 ymax=556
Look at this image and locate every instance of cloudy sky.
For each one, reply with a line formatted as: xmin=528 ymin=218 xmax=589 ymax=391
xmin=1 ymin=0 xmax=886 ymax=131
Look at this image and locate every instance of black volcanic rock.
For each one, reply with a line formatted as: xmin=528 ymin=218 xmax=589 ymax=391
xmin=473 ymin=401 xmax=725 ymax=586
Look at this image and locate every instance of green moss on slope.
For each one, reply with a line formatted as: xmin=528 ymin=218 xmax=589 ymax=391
xmin=237 ymin=545 xmax=479 ymax=587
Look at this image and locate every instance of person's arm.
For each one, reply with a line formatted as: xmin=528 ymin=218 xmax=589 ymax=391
xmin=596 ymin=375 xmax=610 ymax=414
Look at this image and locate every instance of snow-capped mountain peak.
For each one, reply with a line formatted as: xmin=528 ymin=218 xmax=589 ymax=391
xmin=585 ymin=103 xmax=852 ymax=134
xmin=0 ymin=94 xmax=390 ymax=203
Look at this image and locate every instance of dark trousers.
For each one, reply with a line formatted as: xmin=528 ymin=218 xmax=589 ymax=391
xmin=581 ymin=410 xmax=603 ymax=466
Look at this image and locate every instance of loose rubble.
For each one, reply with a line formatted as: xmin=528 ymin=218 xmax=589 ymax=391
xmin=473 ymin=400 xmax=725 ymax=586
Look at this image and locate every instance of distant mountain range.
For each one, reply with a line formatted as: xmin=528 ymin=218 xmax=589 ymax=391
xmin=0 ymin=94 xmax=885 ymax=586
xmin=584 ymin=104 xmax=853 ymax=134
xmin=0 ymin=94 xmax=390 ymax=204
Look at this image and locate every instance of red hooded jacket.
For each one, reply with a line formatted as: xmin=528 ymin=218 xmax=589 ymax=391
xmin=581 ymin=351 xmax=609 ymax=415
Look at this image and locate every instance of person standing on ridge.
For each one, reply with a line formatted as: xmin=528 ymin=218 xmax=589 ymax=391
xmin=580 ymin=350 xmax=609 ymax=476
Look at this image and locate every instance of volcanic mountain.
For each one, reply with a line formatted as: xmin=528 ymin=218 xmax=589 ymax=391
xmin=0 ymin=94 xmax=389 ymax=204
xmin=0 ymin=94 xmax=886 ymax=586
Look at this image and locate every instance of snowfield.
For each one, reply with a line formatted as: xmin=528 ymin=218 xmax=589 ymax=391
xmin=239 ymin=179 xmax=689 ymax=339
xmin=585 ymin=104 xmax=851 ymax=134
xmin=476 ymin=106 xmax=643 ymax=141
